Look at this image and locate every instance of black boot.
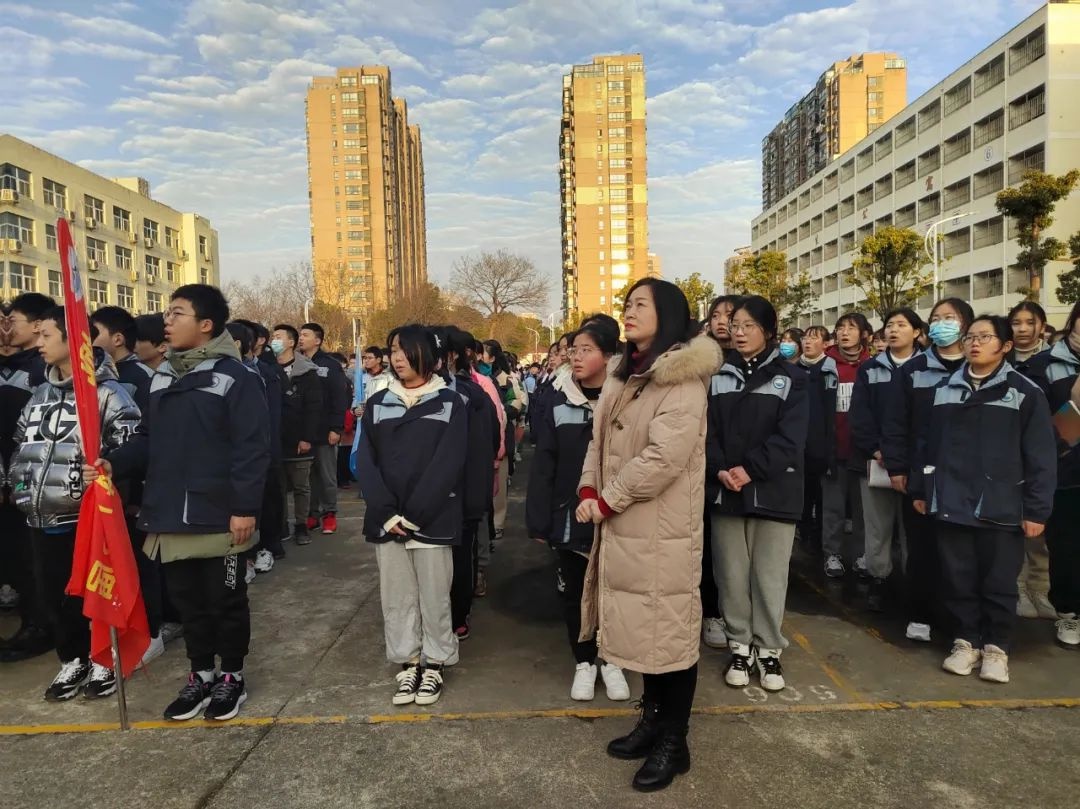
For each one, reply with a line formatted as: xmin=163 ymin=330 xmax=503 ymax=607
xmin=632 ymin=726 xmax=691 ymax=792
xmin=867 ymin=578 xmax=887 ymax=613
xmin=607 ymin=699 xmax=662 ymax=759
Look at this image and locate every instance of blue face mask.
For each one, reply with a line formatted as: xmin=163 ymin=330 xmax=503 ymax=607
xmin=270 ymin=339 xmax=285 ymax=356
xmin=928 ymin=320 xmax=962 ymax=347
xmin=478 ymin=361 xmax=492 ymax=376
xmin=779 ymin=342 xmax=799 ymax=359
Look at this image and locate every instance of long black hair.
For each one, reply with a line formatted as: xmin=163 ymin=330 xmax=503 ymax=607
xmin=387 ymin=324 xmax=437 ymax=380
xmin=482 ymin=339 xmax=512 ymax=376
xmin=615 ymin=278 xmax=698 ymax=380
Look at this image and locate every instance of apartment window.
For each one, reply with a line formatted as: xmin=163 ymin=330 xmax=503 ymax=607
xmin=840 ymin=195 xmax=855 ymax=218
xmin=918 ymin=192 xmax=941 ymax=221
xmin=943 ymin=227 xmax=970 ymax=259
xmin=346 ymin=216 xmax=365 ymax=226
xmin=798 ymin=221 xmax=811 ymax=241
xmin=345 ymin=185 xmax=362 ymax=195
xmin=146 ymin=291 xmax=163 ymax=313
xmin=973 ymin=109 xmax=1005 ymax=147
xmin=840 ymin=160 xmax=855 ymax=183
xmin=857 ymin=184 xmax=874 ymax=209
xmin=918 ymin=146 xmax=940 ymax=177
xmin=944 ymin=77 xmax=972 ymax=116
xmin=973 ymin=216 xmax=1004 ymax=250
xmin=609 ymin=158 xmax=626 ymax=169
xmin=1 ymin=164 xmax=30 ymax=196
xmin=875 ymin=214 xmax=893 ymax=231
xmin=1010 ymin=25 xmax=1046 ymax=74
xmin=162 ymin=227 xmax=176 ymax=249
xmin=824 ymin=171 xmax=838 ymax=193
xmin=45 ymin=223 xmax=56 ymax=251
xmin=341 ymin=107 xmax=360 ymax=117
xmin=117 ymin=285 xmax=135 ymax=310
xmin=608 ymin=64 xmax=624 ymax=74
xmin=895 ymin=160 xmax=917 ymax=190
xmin=113 ymin=205 xmax=131 ymax=232
xmin=895 ymin=203 xmax=917 ymax=228
xmin=343 ymin=139 xmax=361 ymax=148
xmin=867 ymin=92 xmax=883 ymax=104
xmin=868 ymin=76 xmax=882 ymax=89
xmin=609 ymin=189 xmax=627 ymax=201
xmin=144 ymin=255 xmax=160 ymax=278
xmin=609 ymin=174 xmax=627 ymax=185
xmin=43 ymin=178 xmax=67 ymax=210
xmin=1009 ymin=143 xmax=1045 ymax=184
xmin=609 ymin=127 xmax=625 ymax=138
xmin=199 ymin=268 xmax=209 ymax=285
xmin=0 ymin=213 xmax=33 ymax=243
xmin=345 ymin=170 xmax=365 ymax=180
xmin=840 ymin=231 xmax=856 ymax=253
xmin=974 ymin=54 xmax=1006 ymax=97
xmin=361 ymin=75 xmax=379 ymax=85
xmin=347 ymin=231 xmax=364 ymax=240
xmin=874 ymin=173 xmax=893 ymax=202
xmin=343 ymin=123 xmax=360 ymax=134
xmin=340 ymin=76 xmax=357 ymax=87
xmin=115 ymin=245 xmax=132 ymax=271
xmin=88 ymin=279 xmax=108 ymax=306
xmin=824 ymin=239 xmax=839 ymax=261
xmin=48 ymin=269 xmax=62 ymax=299
xmin=943 ymin=178 xmax=971 ymax=211
xmin=608 ymin=112 xmax=627 ymax=121
xmin=810 ymin=182 xmax=823 ymax=202
xmin=973 ymin=268 xmax=1004 ymax=299
xmin=894 ymin=117 xmax=916 ymax=147
xmin=855 ymin=147 xmax=874 ymax=174
xmin=810 ymin=214 xmax=823 ymax=235
xmin=857 ymin=224 xmax=873 ymax=244
xmin=610 ymin=204 xmax=627 ymax=215
xmin=918 ymin=99 xmax=941 ymax=133
xmin=165 ymin=261 xmax=176 ymax=283
xmin=973 ymin=163 xmax=1005 ymax=198
xmin=799 ymin=190 xmax=811 ymax=210
xmin=1008 ymin=85 xmax=1045 ymax=130
xmin=824 ymin=205 xmax=839 ymax=227
xmin=875 ymin=133 xmax=893 ymax=160
xmin=943 ymin=128 xmax=971 ymax=164
xmin=84 ymin=195 xmax=104 ymax=224
xmin=341 ymin=92 xmax=359 ymax=102
xmin=8 ymin=262 xmax=36 ymax=292
xmin=86 ymin=237 xmax=106 ymax=263
xmin=142 ymin=218 xmax=159 ymax=243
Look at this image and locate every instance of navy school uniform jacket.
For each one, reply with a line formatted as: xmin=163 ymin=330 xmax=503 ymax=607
xmin=448 ymin=372 xmax=497 ymax=523
xmin=1024 ymin=341 xmax=1080 ymax=490
xmin=526 ymin=377 xmax=597 ymax=553
xmin=706 ymin=347 xmax=809 ymax=522
xmin=849 ymin=351 xmax=917 ymax=476
xmin=355 ymin=385 xmax=467 ymax=545
xmin=0 ymin=348 xmax=46 ymax=474
xmin=310 ymin=349 xmax=349 ymax=443
xmin=922 ymin=362 xmax=1056 ymax=529
xmin=797 ymin=355 xmax=837 ymax=475
xmin=880 ymin=348 xmax=965 ymax=499
xmin=108 ymin=355 xmax=271 ymax=534
xmin=115 ymin=353 xmax=155 ymax=415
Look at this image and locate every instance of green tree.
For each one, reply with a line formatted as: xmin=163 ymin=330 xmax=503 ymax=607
xmin=846 ymin=226 xmax=934 ymax=323
xmin=726 ymin=250 xmax=816 ymax=326
xmin=673 ymin=272 xmax=717 ymax=319
xmin=1055 ymin=232 xmax=1080 ymax=305
xmin=996 ymin=169 xmax=1080 ymax=300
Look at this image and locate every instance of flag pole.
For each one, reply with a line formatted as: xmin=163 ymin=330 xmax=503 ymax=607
xmin=109 ymin=626 xmax=130 ymax=730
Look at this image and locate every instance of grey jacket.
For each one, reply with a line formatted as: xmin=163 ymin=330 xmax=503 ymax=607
xmin=10 ymin=350 xmax=141 ymax=529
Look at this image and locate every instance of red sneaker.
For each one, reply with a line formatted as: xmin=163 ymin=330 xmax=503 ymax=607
xmin=321 ymin=513 xmax=338 ymax=534
xmin=305 ymin=516 xmax=320 ymax=532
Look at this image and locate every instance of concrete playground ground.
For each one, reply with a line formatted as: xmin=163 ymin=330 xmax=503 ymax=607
xmin=2 ymin=450 xmax=1080 ymax=809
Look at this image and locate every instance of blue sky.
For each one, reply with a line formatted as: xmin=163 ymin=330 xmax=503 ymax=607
xmin=3 ymin=0 xmax=1045 ymax=310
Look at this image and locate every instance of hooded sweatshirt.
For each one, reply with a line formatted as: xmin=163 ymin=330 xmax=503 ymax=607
xmin=826 ymin=344 xmax=870 ymax=463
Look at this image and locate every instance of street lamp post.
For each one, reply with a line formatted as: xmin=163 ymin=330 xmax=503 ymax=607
xmin=925 ymin=212 xmax=976 ymax=294
xmin=524 ymin=326 xmax=540 ymax=360
xmin=303 ymin=298 xmax=315 ymax=323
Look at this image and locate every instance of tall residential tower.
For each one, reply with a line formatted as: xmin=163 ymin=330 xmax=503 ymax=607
xmin=306 ymin=66 xmax=427 ymax=316
xmin=560 ymin=54 xmax=649 ymax=320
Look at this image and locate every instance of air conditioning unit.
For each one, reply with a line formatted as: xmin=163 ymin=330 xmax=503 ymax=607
xmin=6 ymin=239 xmax=22 ymax=253
xmin=66 ymin=210 xmax=76 ymax=222
xmin=144 ymin=238 xmax=155 ymax=249
xmin=178 ymin=250 xmax=189 ymax=260
xmin=87 ymin=259 xmax=100 ymax=272
xmin=0 ymin=189 xmax=17 ymax=204
xmin=130 ymin=270 xmax=140 ymax=283
xmin=146 ymin=272 xmax=156 ymax=285
xmin=127 ymin=232 xmax=138 ymax=244
xmin=85 ymin=217 xmax=97 ymax=230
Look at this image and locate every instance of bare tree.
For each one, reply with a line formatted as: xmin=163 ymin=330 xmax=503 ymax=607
xmin=223 ymin=262 xmax=315 ymax=329
xmin=450 ymin=250 xmax=551 ymax=321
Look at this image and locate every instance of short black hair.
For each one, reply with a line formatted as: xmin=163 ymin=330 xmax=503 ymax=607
xmin=363 ymin=344 xmax=383 ymax=358
xmin=804 ymin=325 xmax=830 ymax=340
xmin=10 ymin=292 xmax=56 ymax=321
xmin=42 ymin=306 xmax=99 ymax=342
xmin=300 ymin=322 xmax=325 ymax=345
xmin=969 ymin=314 xmax=1014 ymax=345
xmin=387 ymin=324 xmax=437 ymax=379
xmin=273 ymin=323 xmax=299 ymax=346
xmin=226 ymin=322 xmax=254 ymax=356
xmin=172 ymin=284 xmax=229 ymax=337
xmin=731 ymin=295 xmax=779 ymax=342
xmin=134 ymin=313 xmax=166 ymax=346
xmin=782 ymin=327 xmax=805 ymax=343
xmin=883 ymin=307 xmax=926 ymax=338
xmin=90 ymin=305 xmax=137 ymax=352
xmin=233 ymin=318 xmax=269 ymax=345
xmin=835 ymin=311 xmax=873 ymax=336
xmin=616 ymin=278 xmax=698 ymax=380
xmin=1007 ymin=300 xmax=1048 ymax=327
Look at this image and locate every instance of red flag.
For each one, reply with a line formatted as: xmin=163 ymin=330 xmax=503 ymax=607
xmin=57 ymin=217 xmax=150 ymax=676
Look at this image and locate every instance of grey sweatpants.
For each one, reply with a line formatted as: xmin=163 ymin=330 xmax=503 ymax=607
xmin=822 ymin=466 xmax=864 ymax=560
xmin=860 ymin=478 xmax=907 ymax=580
xmin=375 ymin=542 xmax=459 ymax=666
xmin=309 ymin=444 xmax=339 ymax=516
xmin=492 ymin=462 xmax=509 ymax=532
xmin=712 ymin=514 xmax=795 ymax=651
xmin=281 ymin=459 xmax=312 ymax=529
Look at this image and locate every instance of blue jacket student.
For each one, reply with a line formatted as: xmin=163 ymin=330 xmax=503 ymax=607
xmin=447 ymin=371 xmax=498 ymax=524
xmin=849 ymin=351 xmax=916 ymax=474
xmin=706 ymin=347 xmax=809 ymax=522
xmin=922 ymin=363 xmax=1056 ymax=528
xmin=798 ymin=355 xmax=837 ymax=475
xmin=355 ymin=385 xmax=467 ymax=545
xmin=1023 ymin=341 xmax=1080 ymax=489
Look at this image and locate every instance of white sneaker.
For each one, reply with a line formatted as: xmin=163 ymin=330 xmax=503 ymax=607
xmin=942 ymin=639 xmax=981 ymax=676
xmin=570 ymin=662 xmax=597 ymax=701
xmin=703 ymin=617 xmax=728 ymax=649
xmin=1032 ymin=592 xmax=1057 ymax=620
xmin=600 ymin=663 xmax=630 ymax=701
xmin=724 ymin=642 xmax=756 ymax=688
xmin=1056 ymin=614 xmax=1080 ymax=647
xmin=244 ymin=560 xmax=257 ymax=585
xmin=0 ymin=584 xmax=19 ymax=609
xmin=136 ymin=634 xmax=165 ymax=671
xmin=824 ymin=555 xmax=845 ymax=578
xmin=253 ymin=549 xmax=275 ymax=574
xmin=905 ymin=622 xmax=932 ymax=643
xmin=853 ymin=556 xmax=870 ymax=579
xmin=1016 ymin=589 xmax=1039 ymax=619
xmin=756 ymin=648 xmax=786 ymax=692
xmin=979 ymin=645 xmax=1009 ymax=683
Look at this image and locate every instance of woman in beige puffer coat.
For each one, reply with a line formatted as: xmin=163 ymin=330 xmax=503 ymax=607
xmin=575 ymin=278 xmax=722 ymax=793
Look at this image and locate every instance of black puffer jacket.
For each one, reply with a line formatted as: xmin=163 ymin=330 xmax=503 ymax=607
xmin=280 ymin=355 xmax=323 ymax=460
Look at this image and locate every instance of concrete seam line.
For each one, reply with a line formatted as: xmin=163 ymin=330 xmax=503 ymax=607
xmin=4 ymin=698 xmax=1080 ymax=736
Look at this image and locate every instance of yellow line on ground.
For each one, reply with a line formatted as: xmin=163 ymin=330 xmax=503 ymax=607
xmin=787 ymin=627 xmax=865 ymax=703
xmin=3 ymin=698 xmax=1079 ymax=737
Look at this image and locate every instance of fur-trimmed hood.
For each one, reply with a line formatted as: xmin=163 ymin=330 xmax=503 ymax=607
xmin=647 ymin=334 xmax=724 ymax=386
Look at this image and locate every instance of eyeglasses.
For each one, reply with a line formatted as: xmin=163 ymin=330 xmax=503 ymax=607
xmin=164 ymin=308 xmax=196 ymax=323
xmin=729 ymin=322 xmax=760 ymax=335
xmin=961 ymin=333 xmax=999 ymax=346
xmin=567 ymin=346 xmax=600 ymax=358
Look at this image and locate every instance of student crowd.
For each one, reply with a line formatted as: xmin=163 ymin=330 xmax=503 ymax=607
xmin=2 ymin=277 xmax=1079 ymax=793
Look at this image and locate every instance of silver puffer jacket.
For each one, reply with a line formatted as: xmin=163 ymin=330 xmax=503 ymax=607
xmin=10 ymin=350 xmax=141 ymax=529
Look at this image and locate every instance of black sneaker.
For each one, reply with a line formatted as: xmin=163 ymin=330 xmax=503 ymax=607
xmin=165 ymin=673 xmax=213 ymax=721
xmin=82 ymin=663 xmax=117 ymax=699
xmin=45 ymin=658 xmax=92 ymax=701
xmin=204 ymin=674 xmax=248 ymax=721
xmin=415 ymin=665 xmax=444 ymax=706
xmin=393 ymin=664 xmax=422 ymax=705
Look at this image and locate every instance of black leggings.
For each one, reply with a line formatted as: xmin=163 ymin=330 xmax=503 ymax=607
xmin=556 ymin=549 xmax=598 ymax=664
xmin=642 ymin=664 xmax=698 ymax=731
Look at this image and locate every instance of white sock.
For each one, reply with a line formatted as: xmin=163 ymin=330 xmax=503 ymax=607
xmin=195 ymin=669 xmax=215 ymax=684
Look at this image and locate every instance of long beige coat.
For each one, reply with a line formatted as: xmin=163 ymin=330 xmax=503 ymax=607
xmin=578 ymin=335 xmax=723 ymax=674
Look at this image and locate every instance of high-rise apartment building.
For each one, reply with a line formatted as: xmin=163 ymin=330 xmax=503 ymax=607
xmin=306 ymin=66 xmax=427 ymax=317
xmin=560 ymin=54 xmax=649 ymax=320
xmin=0 ymin=134 xmax=218 ymax=311
xmin=762 ymin=53 xmax=908 ymax=209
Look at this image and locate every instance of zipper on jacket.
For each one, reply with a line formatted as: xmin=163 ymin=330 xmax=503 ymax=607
xmin=32 ymin=390 xmax=66 ymax=526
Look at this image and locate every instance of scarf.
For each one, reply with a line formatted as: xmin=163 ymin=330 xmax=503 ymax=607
xmin=166 ymin=331 xmax=241 ymax=377
xmin=800 ymin=353 xmax=826 ymax=366
xmin=388 ymin=375 xmax=445 ymax=409
xmin=837 ymin=345 xmax=864 ymax=365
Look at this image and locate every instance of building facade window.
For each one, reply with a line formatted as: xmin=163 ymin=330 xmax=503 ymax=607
xmin=115 ymin=245 xmax=132 ymax=271
xmin=86 ymin=237 xmax=107 ymax=264
xmin=117 ymin=285 xmax=135 ymax=310
xmin=1 ymin=164 xmax=31 ymax=196
xmin=48 ymin=269 xmax=63 ymax=299
xmin=43 ymin=178 xmax=67 ymax=210
xmin=88 ymin=279 xmax=108 ymax=306
xmin=146 ymin=291 xmax=163 ymax=313
xmin=112 ymin=206 xmax=131 ymax=232
xmin=0 ymin=213 xmax=33 ymax=243
xmin=84 ymin=195 xmax=105 ymax=223
xmin=9 ymin=262 xmax=37 ymax=292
